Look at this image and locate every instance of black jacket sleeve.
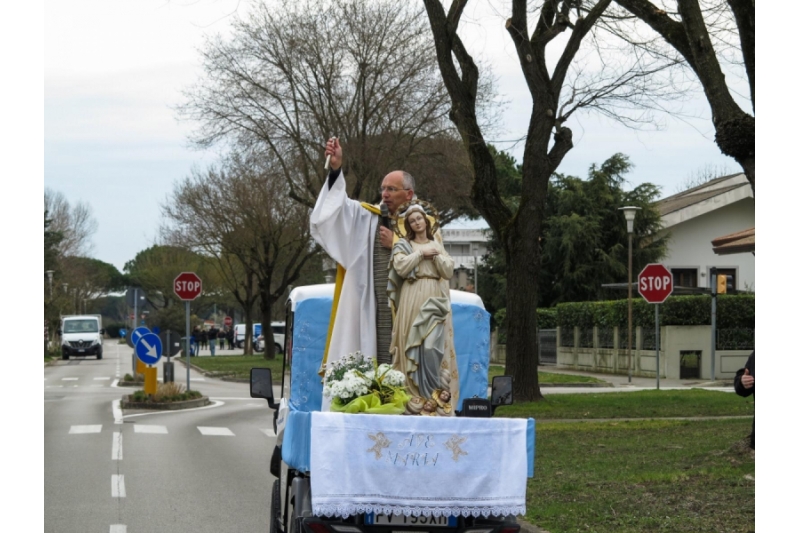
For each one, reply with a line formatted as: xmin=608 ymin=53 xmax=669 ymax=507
xmin=733 ymin=351 xmax=755 ymax=397
xmin=327 ymin=168 xmax=341 ymax=189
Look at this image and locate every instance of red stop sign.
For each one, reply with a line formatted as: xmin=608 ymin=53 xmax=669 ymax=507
xmin=174 ymin=272 xmax=203 ymax=301
xmin=224 ymin=316 xmax=233 ymax=327
xmin=637 ymin=263 xmax=673 ymax=304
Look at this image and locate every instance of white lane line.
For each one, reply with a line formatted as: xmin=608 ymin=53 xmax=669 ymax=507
xmin=70 ymin=425 xmax=102 ymax=434
xmin=112 ymin=400 xmax=123 ymax=424
xmin=45 ymin=386 xmax=64 ymax=389
xmin=198 ymin=426 xmax=235 ymax=436
xmin=112 ymin=432 xmax=123 ymax=460
xmin=111 ymin=475 xmax=126 ymax=498
xmin=134 ymin=425 xmax=168 ymax=434
xmin=111 ymin=379 xmax=119 ymax=388
xmin=62 ymin=377 xmax=79 ymax=381
xmin=260 ymin=428 xmax=276 ymax=438
xmin=193 ymin=378 xmax=206 ymax=382
xmin=94 ymin=377 xmax=111 ymax=380
xmin=110 ymin=525 xmax=127 ymax=533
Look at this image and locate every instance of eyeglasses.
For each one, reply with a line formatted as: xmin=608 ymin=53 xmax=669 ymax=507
xmin=380 ymin=186 xmax=409 ymax=193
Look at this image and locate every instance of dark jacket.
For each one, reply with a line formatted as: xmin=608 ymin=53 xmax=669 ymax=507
xmin=733 ymin=351 xmax=754 ymax=449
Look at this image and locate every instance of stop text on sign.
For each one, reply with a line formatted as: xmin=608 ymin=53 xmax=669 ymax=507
xmin=639 ymin=276 xmax=672 ymax=291
xmin=175 ymin=280 xmax=201 ymax=293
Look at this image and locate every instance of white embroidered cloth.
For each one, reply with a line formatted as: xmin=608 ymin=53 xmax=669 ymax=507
xmin=310 ymin=412 xmax=530 ymax=518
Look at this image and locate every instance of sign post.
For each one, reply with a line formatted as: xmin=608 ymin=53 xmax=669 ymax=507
xmin=174 ymin=272 xmax=203 ymax=390
xmin=637 ymin=264 xmax=674 ymax=390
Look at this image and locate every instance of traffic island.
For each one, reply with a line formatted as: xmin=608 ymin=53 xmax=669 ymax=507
xmin=120 ymin=382 xmax=210 ymax=410
xmin=121 ymin=394 xmax=210 ymax=410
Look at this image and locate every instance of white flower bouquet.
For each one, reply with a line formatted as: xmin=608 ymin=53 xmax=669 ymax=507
xmin=323 ymin=351 xmax=409 ymax=414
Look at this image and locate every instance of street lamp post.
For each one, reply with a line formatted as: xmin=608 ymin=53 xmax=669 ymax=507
xmin=45 ymin=270 xmax=54 ymax=299
xmin=619 ymin=206 xmax=640 ymax=383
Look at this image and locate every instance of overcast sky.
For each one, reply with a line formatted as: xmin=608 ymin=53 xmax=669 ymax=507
xmin=43 ymin=0 xmax=743 ymax=271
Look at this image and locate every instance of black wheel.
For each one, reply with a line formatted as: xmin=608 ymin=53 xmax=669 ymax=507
xmin=270 ymin=479 xmax=281 ymax=533
xmin=237 ymin=340 xmax=244 ymax=349
xmin=97 ymin=349 xmax=103 ymax=360
xmin=62 ymin=352 xmax=69 ymax=360
xmin=274 ymin=343 xmax=282 ymax=354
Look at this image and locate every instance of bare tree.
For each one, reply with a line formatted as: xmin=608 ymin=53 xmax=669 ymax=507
xmin=179 ymin=0 xmax=489 ymax=218
xmin=162 ymin=148 xmax=320 ymax=360
xmin=44 ymin=188 xmax=97 ymax=258
xmin=419 ymin=0 xmax=683 ymax=400
xmin=607 ymin=0 xmax=755 ymax=191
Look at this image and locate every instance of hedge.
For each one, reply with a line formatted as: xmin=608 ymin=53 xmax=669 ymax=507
xmin=551 ymin=294 xmax=754 ymax=329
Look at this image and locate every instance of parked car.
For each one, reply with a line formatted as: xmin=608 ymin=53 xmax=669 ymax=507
xmin=256 ymin=322 xmax=286 ymax=353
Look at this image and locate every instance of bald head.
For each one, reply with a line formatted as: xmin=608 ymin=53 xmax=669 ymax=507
xmin=381 ymin=171 xmax=415 ymax=214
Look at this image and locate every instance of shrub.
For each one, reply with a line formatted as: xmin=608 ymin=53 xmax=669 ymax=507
xmin=131 ymin=382 xmax=203 ymax=403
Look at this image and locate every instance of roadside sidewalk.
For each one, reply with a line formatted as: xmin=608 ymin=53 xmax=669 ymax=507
xmin=541 ymin=366 xmax=734 ymax=389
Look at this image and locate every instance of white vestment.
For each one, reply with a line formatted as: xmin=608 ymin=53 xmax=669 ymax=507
xmin=310 ymin=173 xmax=379 ymax=410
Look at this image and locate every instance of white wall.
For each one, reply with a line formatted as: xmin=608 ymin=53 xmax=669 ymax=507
xmin=659 ymin=198 xmax=755 ymax=291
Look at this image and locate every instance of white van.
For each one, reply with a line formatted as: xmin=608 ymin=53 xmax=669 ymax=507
xmin=256 ymin=322 xmax=286 ymax=353
xmin=59 ymin=315 xmax=105 ymax=360
xmin=234 ymin=323 xmax=261 ymax=348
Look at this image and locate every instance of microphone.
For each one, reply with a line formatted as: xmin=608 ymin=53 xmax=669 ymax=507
xmin=380 ymin=203 xmax=391 ymax=229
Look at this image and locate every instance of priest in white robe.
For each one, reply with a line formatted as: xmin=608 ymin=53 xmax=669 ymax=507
xmin=310 ymin=137 xmax=415 ymax=410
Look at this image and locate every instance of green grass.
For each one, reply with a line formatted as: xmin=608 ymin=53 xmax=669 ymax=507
xmin=526 ymin=418 xmax=754 ymax=532
xmin=488 ymin=366 xmax=605 ymax=384
xmin=183 ymin=354 xmax=284 ymax=378
xmin=496 ymin=389 xmax=754 ymax=419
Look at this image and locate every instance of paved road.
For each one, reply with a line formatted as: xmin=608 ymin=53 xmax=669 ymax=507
xmin=45 ymin=340 xmax=277 ymax=533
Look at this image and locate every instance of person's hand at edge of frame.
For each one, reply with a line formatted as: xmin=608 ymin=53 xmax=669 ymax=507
xmin=325 ymin=137 xmax=342 ymax=171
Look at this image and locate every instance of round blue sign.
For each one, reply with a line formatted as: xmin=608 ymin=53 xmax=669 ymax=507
xmin=135 ymin=332 xmax=163 ymax=366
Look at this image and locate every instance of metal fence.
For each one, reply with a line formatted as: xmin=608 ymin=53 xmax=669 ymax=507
xmin=539 ymin=329 xmax=557 ymax=365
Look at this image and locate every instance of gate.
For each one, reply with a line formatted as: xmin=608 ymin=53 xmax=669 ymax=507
xmin=538 ymin=329 xmax=557 ymax=365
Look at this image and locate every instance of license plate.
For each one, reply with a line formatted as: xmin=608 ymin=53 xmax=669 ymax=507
xmin=79 ymin=349 xmax=85 ymax=353
xmin=365 ymin=513 xmax=457 ymax=527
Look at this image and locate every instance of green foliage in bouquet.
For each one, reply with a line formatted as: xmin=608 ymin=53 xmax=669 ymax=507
xmin=323 ymin=351 xmax=410 ymax=414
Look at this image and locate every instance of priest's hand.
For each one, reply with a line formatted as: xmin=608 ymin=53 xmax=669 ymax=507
xmin=325 ymin=137 xmax=342 ymax=171
xmin=379 ymin=226 xmax=394 ymax=249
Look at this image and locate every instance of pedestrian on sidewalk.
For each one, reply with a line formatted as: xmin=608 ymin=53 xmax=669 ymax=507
xmin=200 ymin=328 xmax=208 ymax=353
xmin=208 ymin=325 xmax=219 ymax=356
xmin=226 ymin=327 xmax=234 ymax=350
xmin=734 ymin=350 xmax=755 ymax=449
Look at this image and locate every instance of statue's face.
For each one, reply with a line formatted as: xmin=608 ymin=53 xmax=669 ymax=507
xmin=407 ymin=211 xmax=427 ymax=236
xmin=440 ymin=390 xmax=451 ymax=402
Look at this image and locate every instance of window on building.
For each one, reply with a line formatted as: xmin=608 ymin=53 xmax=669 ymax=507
xmin=672 ymin=268 xmax=698 ymax=287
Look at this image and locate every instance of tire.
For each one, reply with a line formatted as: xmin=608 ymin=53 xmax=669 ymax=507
xmin=62 ymin=352 xmax=69 ymax=360
xmin=97 ymin=349 xmax=103 ymax=360
xmin=270 ymin=479 xmax=281 ymax=533
xmin=274 ymin=344 xmax=282 ymax=354
xmin=254 ymin=342 xmax=264 ymax=353
xmin=237 ymin=340 xmax=244 ymax=349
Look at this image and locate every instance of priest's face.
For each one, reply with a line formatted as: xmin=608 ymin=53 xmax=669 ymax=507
xmin=381 ymin=171 xmax=414 ymax=214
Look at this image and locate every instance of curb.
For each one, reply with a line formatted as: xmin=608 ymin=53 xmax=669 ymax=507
xmin=117 ymin=380 xmax=144 ymax=388
xmin=539 ymin=382 xmax=611 ymax=388
xmin=120 ymin=395 xmax=211 ymax=410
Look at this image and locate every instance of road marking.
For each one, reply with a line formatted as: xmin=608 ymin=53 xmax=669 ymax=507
xmin=110 ymin=525 xmax=127 ymax=533
xmin=198 ymin=426 xmax=235 ymax=436
xmin=261 ymin=428 xmax=276 ymax=437
xmin=111 ymin=475 xmax=126 ymax=498
xmin=111 ymin=379 xmax=119 ymax=388
xmin=70 ymin=425 xmax=102 ymax=434
xmin=112 ymin=400 xmax=123 ymax=424
xmin=134 ymin=425 xmax=168 ymax=434
xmin=62 ymin=377 xmax=79 ymax=381
xmin=112 ymin=432 xmax=123 ymax=460
xmin=45 ymin=386 xmax=64 ymax=389
xmin=122 ymin=400 xmax=224 ymax=419
xmin=94 ymin=377 xmax=111 ymax=380
xmin=193 ymin=378 xmax=206 ymax=382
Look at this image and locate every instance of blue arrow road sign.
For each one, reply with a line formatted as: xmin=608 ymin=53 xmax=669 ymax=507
xmin=131 ymin=326 xmax=151 ymax=348
xmin=119 ymin=328 xmax=127 ymax=338
xmin=135 ymin=332 xmax=163 ymax=366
